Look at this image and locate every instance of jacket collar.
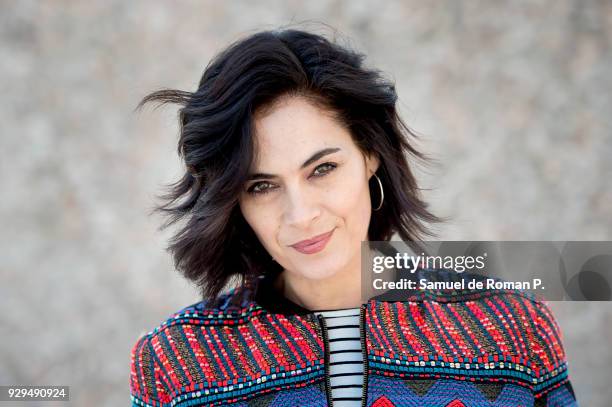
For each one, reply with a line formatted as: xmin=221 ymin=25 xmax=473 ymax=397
xmin=248 ymin=267 xmax=506 ymax=316
xmin=250 ymin=269 xmax=420 ymax=316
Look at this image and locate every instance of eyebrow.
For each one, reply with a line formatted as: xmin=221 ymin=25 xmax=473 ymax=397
xmin=246 ymin=147 xmax=341 ymax=181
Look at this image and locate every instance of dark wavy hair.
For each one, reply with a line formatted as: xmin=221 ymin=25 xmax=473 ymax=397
xmin=136 ymin=28 xmax=442 ymax=302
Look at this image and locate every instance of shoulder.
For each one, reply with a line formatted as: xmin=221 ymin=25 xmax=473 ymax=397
xmin=495 ymin=296 xmax=576 ymax=401
xmin=144 ymin=276 xmax=264 ymax=333
xmin=130 ymin=330 xmax=170 ymax=406
xmin=423 ymin=268 xmax=574 ymax=398
xmin=426 ymin=267 xmax=569 ymax=367
xmin=129 ymin=284 xmax=259 ymax=406
xmin=399 ymin=268 xmax=572 ymax=378
xmin=147 ymin=284 xmax=259 ymax=335
xmin=389 ymin=269 xmax=576 ymax=400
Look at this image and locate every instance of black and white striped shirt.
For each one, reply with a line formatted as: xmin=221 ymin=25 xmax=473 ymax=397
xmin=314 ymin=307 xmax=363 ymax=406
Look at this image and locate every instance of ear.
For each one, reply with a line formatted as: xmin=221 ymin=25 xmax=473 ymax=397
xmin=364 ymin=151 xmax=381 ymax=178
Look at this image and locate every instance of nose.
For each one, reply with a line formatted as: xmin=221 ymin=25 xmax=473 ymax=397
xmin=283 ymin=183 xmax=321 ymax=229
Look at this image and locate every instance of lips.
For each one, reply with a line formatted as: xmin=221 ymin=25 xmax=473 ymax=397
xmin=289 ymin=228 xmax=335 ymax=255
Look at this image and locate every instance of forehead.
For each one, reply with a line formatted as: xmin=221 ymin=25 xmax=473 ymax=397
xmin=251 ymin=96 xmax=354 ymax=169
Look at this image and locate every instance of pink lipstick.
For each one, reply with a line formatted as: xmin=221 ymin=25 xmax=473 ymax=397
xmin=289 ymin=228 xmax=335 ymax=254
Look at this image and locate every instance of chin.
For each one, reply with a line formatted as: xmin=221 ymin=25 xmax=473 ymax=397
xmin=291 ymin=256 xmax=349 ymax=281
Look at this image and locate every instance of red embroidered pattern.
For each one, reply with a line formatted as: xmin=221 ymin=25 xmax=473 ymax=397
xmin=372 ymin=395 xmax=396 ymax=407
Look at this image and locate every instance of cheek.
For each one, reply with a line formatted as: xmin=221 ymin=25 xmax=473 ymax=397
xmin=328 ymin=171 xmax=372 ymax=229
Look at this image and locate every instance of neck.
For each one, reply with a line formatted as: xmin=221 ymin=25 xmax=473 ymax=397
xmin=275 ymin=248 xmax=377 ymax=311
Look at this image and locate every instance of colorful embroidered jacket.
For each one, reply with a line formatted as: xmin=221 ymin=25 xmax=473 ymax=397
xmin=130 ymin=268 xmax=578 ymax=406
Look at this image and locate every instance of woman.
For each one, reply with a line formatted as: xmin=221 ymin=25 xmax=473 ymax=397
xmin=129 ymin=29 xmax=578 ymax=406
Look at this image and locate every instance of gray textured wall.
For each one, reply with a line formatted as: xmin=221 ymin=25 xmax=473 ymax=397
xmin=1 ymin=1 xmax=610 ymax=406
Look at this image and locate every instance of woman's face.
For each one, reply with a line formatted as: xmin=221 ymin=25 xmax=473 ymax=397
xmin=238 ymin=95 xmax=379 ymax=281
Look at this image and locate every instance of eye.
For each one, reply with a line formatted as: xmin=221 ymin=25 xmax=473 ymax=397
xmin=312 ymin=162 xmax=337 ymax=177
xmin=247 ymin=181 xmax=276 ymax=195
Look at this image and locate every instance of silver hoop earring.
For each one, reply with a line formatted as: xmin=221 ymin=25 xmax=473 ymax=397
xmin=372 ymin=173 xmax=384 ymax=211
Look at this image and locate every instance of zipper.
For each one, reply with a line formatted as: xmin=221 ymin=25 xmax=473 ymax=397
xmin=359 ymin=303 xmax=369 ymax=407
xmin=317 ymin=314 xmax=334 ymax=407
